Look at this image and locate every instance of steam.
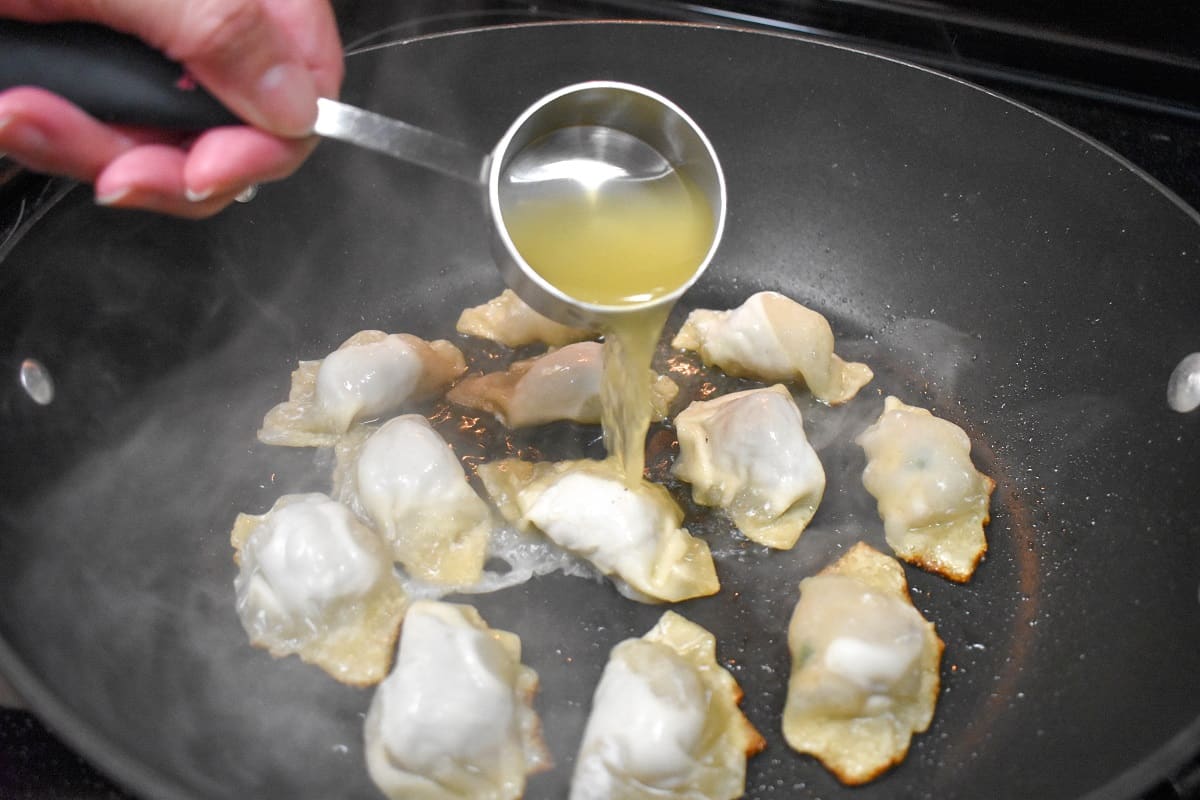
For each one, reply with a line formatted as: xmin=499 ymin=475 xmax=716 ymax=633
xmin=878 ymin=317 xmax=982 ymax=402
xmin=4 ymin=260 xmax=1006 ymax=799
xmin=5 ymin=307 xmax=390 ymax=796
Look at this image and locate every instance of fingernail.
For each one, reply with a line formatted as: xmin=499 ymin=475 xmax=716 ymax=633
xmin=96 ymin=186 xmax=132 ymax=207
xmin=185 ymin=186 xmax=213 ymax=203
xmin=0 ymin=115 xmax=49 ymax=153
xmin=255 ymin=63 xmax=318 ymax=138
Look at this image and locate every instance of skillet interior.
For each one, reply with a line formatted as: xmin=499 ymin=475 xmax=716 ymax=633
xmin=1 ymin=22 xmax=1199 ymax=800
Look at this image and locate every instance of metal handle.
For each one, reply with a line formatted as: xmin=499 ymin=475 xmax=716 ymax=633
xmin=312 ymin=99 xmax=487 ymax=185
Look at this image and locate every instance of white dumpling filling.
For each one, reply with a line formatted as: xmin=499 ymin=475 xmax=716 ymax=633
xmin=335 ymin=415 xmax=492 ymax=587
xmin=673 ymin=384 xmax=825 ymax=549
xmin=364 ymin=601 xmax=549 ymax=800
xmin=477 ymin=459 xmax=719 ymax=604
xmin=576 ymin=644 xmax=706 ymax=789
xmin=789 ymin=577 xmax=926 ymax=716
xmin=856 ymin=396 xmax=994 ymax=582
xmin=671 ymin=291 xmax=872 ymax=405
xmin=258 ymin=330 xmax=466 ymax=447
xmin=230 ymin=493 xmax=407 ymax=685
xmin=447 ymin=341 xmax=678 ymax=429
xmin=571 ymin=611 xmax=763 ymax=800
xmin=456 ymin=288 xmax=593 ymax=348
xmin=783 ymin=542 xmax=942 ymax=785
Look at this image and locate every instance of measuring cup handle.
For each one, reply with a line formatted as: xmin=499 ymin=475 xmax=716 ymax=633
xmin=0 ymin=20 xmax=238 ymax=130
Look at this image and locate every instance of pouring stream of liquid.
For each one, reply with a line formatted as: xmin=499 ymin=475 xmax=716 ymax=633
xmin=500 ymin=125 xmax=716 ymax=481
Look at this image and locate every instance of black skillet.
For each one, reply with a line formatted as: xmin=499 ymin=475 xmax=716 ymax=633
xmin=1 ymin=20 xmax=1199 ymax=800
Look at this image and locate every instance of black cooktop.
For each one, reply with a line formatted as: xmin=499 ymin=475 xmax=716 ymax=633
xmin=322 ymin=0 xmax=1200 ymax=210
xmin=1 ymin=2 xmax=1197 ymax=799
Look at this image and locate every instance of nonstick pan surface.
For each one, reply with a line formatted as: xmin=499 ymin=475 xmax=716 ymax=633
xmin=1 ymin=21 xmax=1199 ymax=800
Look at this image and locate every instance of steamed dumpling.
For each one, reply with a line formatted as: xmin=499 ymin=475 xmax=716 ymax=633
xmin=335 ymin=415 xmax=492 ymax=587
xmin=671 ymin=291 xmax=872 ymax=405
xmin=447 ymin=341 xmax=678 ymax=428
xmin=783 ymin=542 xmax=942 ymax=785
xmin=477 ymin=458 xmax=719 ymax=604
xmin=364 ymin=601 xmax=550 ymax=800
xmin=856 ymin=396 xmax=993 ymax=582
xmin=229 ymin=493 xmax=407 ymax=685
xmin=571 ymin=611 xmax=764 ymax=800
xmin=673 ymin=384 xmax=825 ymax=549
xmin=258 ymin=330 xmax=466 ymax=447
xmin=456 ymin=288 xmax=593 ymax=348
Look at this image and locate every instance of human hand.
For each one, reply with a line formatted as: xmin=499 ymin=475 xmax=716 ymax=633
xmin=0 ymin=0 xmax=343 ymax=217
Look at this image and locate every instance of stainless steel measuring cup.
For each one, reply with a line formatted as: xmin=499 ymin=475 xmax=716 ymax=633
xmin=317 ymin=81 xmax=725 ymax=328
xmin=0 ymin=24 xmax=726 ymax=327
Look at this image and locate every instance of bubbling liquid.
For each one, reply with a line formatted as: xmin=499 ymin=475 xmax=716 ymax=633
xmin=500 ymin=125 xmax=716 ymax=481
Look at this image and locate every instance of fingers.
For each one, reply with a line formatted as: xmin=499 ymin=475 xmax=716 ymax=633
xmin=0 ymin=87 xmax=313 ymax=216
xmin=165 ymin=0 xmax=319 ymax=137
xmin=1 ymin=0 xmax=344 ymax=217
xmin=182 ymin=126 xmax=315 ymax=201
xmin=262 ymin=0 xmax=344 ymax=99
xmin=92 ymin=131 xmax=315 ymax=217
xmin=94 ymin=144 xmax=247 ymax=218
xmin=9 ymin=0 xmax=338 ymax=137
xmin=0 ymin=88 xmax=137 ymax=181
xmin=161 ymin=0 xmax=343 ymax=133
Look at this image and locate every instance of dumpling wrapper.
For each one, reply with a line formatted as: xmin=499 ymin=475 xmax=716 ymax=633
xmin=456 ymin=288 xmax=593 ymax=348
xmin=671 ymin=291 xmax=872 ymax=405
xmin=446 ymin=341 xmax=679 ymax=428
xmin=258 ymin=330 xmax=466 ymax=447
xmin=364 ymin=601 xmax=550 ymax=800
xmin=334 ymin=414 xmax=492 ymax=587
xmin=571 ymin=610 xmax=764 ymax=800
xmin=230 ymin=493 xmax=407 ymax=686
xmin=783 ymin=542 xmax=942 ymax=785
xmin=856 ymin=396 xmax=994 ymax=582
xmin=673 ymin=384 xmax=825 ymax=549
xmin=477 ymin=458 xmax=719 ymax=604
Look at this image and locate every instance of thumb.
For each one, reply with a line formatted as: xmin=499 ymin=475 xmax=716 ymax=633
xmin=154 ymin=0 xmax=320 ymax=137
xmin=16 ymin=0 xmax=323 ymax=138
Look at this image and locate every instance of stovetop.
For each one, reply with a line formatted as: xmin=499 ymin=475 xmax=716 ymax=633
xmin=1 ymin=2 xmax=1198 ymax=799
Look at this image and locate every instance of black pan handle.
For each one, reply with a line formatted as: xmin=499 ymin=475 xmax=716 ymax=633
xmin=0 ymin=19 xmax=239 ymax=130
